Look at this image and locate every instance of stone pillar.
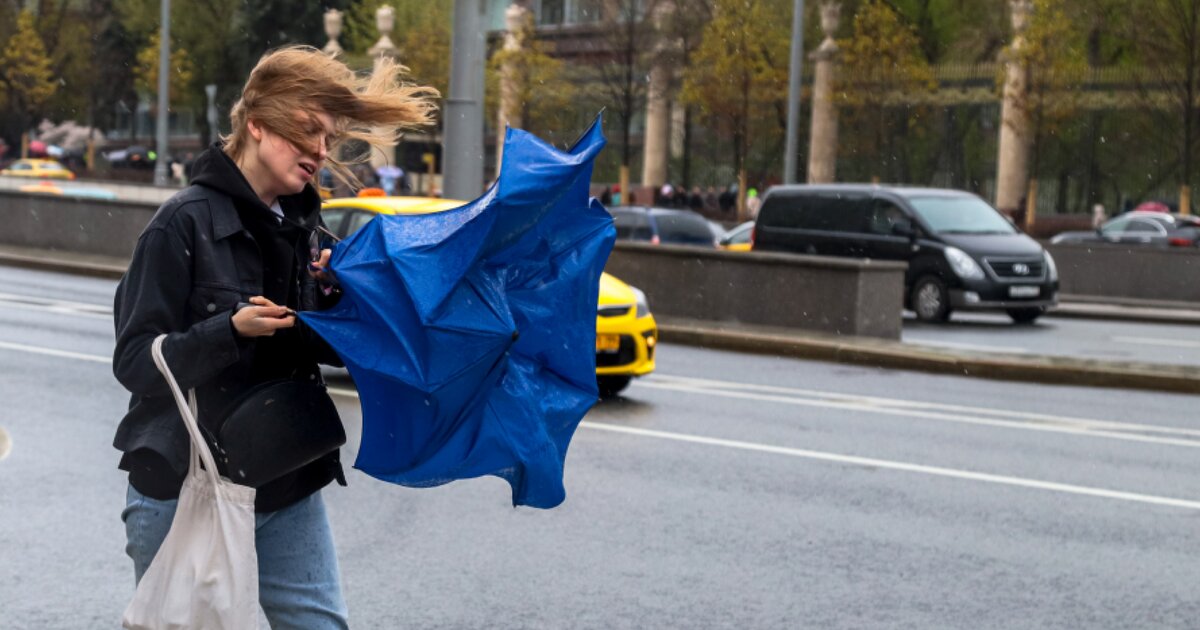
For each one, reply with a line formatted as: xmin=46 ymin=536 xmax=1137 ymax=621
xmin=996 ymin=0 xmax=1033 ymax=217
xmin=641 ymin=62 xmax=671 ymax=188
xmin=368 ymin=6 xmax=399 ymax=172
xmin=322 ymin=9 xmax=344 ymax=56
xmin=496 ymin=1 xmax=532 ymax=170
xmin=807 ymin=2 xmax=841 ymax=184
xmin=641 ymin=1 xmax=676 ymax=189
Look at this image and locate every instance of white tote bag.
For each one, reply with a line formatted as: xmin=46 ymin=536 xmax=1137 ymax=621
xmin=122 ymin=334 xmax=259 ymax=630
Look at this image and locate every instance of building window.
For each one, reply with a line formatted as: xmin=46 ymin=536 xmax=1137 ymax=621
xmin=570 ymin=0 xmax=603 ymax=23
xmin=539 ymin=0 xmax=565 ymax=25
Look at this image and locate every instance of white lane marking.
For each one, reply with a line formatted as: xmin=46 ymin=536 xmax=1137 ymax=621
xmin=0 ymin=426 xmax=10 ymax=461
xmin=650 ymin=374 xmax=1200 ymax=439
xmin=0 ymin=301 xmax=113 ymax=321
xmin=903 ymin=338 xmax=1030 ymax=354
xmin=0 ymin=291 xmax=112 ymax=315
xmin=0 ymin=340 xmax=111 ymax=364
xmin=638 ymin=380 xmax=1200 ymax=450
xmin=4 ymin=341 xmax=1198 ymax=447
xmin=583 ymin=422 xmax=1200 ymax=511
xmin=327 ymin=386 xmax=1200 ymax=510
xmin=1112 ymin=336 xmax=1200 ymax=350
xmin=4 ymin=343 xmax=1200 ymax=510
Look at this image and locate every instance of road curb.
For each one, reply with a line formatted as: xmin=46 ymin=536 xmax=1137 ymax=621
xmin=1048 ymin=304 xmax=1200 ymax=326
xmin=3 ymin=253 xmax=1197 ymax=394
xmin=659 ymin=322 xmax=1200 ymax=395
xmin=0 ymin=252 xmax=125 ymax=280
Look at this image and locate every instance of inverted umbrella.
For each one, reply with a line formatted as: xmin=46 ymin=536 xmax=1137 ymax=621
xmin=301 ymin=118 xmax=613 ymax=508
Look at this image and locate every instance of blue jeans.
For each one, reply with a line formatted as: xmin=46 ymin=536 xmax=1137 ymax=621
xmin=122 ymin=484 xmax=349 ymax=629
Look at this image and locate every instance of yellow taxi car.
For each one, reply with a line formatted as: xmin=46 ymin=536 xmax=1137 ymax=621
xmin=718 ymin=220 xmax=754 ymax=251
xmin=322 ymin=194 xmax=657 ymax=397
xmin=1 ymin=158 xmax=75 ymax=180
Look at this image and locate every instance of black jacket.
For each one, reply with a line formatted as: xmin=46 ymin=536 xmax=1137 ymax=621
xmin=112 ymin=144 xmax=345 ymax=511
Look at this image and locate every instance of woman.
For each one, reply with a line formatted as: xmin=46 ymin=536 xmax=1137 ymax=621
xmin=112 ymin=46 xmax=435 ymax=627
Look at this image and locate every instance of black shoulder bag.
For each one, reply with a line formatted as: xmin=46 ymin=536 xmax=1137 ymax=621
xmin=217 ymin=379 xmax=346 ymax=488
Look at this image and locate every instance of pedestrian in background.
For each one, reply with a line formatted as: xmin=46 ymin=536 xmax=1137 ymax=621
xmin=112 ymin=45 xmax=436 ymax=628
xmin=719 ymin=184 xmax=736 ymax=216
xmin=703 ymin=186 xmax=719 ymax=214
xmin=746 ymin=187 xmax=762 ymax=219
xmin=689 ymin=186 xmax=704 ymax=212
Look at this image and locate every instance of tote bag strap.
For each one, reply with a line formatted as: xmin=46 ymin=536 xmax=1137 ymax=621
xmin=150 ymin=334 xmax=221 ymax=487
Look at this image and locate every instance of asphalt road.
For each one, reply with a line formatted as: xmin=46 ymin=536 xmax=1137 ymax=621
xmin=3 ymin=266 xmax=1200 ymax=628
xmin=903 ymin=311 xmax=1200 ymax=366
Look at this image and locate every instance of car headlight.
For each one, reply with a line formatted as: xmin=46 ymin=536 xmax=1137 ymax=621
xmin=1044 ymin=251 xmax=1058 ymax=282
xmin=630 ymin=286 xmax=651 ymax=318
xmin=944 ymin=246 xmax=985 ymax=280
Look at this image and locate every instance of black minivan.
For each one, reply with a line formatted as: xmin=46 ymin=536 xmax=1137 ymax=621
xmin=752 ymin=185 xmax=1058 ymax=323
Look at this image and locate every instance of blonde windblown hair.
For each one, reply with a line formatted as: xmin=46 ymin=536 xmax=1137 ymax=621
xmin=223 ymin=45 xmax=438 ymax=187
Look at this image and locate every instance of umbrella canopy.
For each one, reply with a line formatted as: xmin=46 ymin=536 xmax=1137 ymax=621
xmin=1134 ymin=201 xmax=1170 ymax=213
xmin=301 ymin=118 xmax=613 ymax=508
xmin=375 ymin=165 xmax=405 ymax=179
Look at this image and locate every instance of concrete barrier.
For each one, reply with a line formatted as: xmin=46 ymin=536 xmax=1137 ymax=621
xmin=6 ymin=188 xmax=1193 ymax=326
xmin=605 ymin=242 xmax=907 ymax=339
xmin=0 ymin=190 xmax=157 ymax=259
xmin=1047 ymin=243 xmax=1200 ymax=304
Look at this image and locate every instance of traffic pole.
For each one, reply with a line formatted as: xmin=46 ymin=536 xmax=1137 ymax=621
xmin=153 ymin=0 xmax=171 ymax=187
xmin=783 ymin=0 xmax=805 ymax=184
xmin=443 ymin=0 xmax=486 ymax=201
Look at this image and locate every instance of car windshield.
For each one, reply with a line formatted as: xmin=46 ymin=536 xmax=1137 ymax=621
xmin=907 ymin=196 xmax=1017 ymax=235
xmin=728 ymin=223 xmax=752 ymax=244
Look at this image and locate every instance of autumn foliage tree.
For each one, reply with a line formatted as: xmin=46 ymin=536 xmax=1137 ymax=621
xmin=838 ymin=0 xmax=936 ymax=182
xmin=682 ymin=0 xmax=789 ymax=219
xmin=486 ymin=16 xmax=575 ymax=140
xmin=1001 ymin=0 xmax=1086 ymax=180
xmin=0 ymin=11 xmax=58 ymax=141
xmin=1132 ymin=0 xmax=1200 ymax=210
xmin=587 ymin=0 xmax=662 ymax=207
xmin=134 ymin=31 xmax=196 ymax=105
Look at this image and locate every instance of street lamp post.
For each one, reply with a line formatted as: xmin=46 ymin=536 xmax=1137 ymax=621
xmin=153 ymin=0 xmax=170 ymax=187
xmin=784 ymin=0 xmax=805 ymax=184
xmin=443 ymin=0 xmax=486 ymax=200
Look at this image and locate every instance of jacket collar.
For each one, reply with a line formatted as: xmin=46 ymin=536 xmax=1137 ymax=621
xmin=206 ymin=188 xmax=248 ymax=242
xmin=188 ymin=142 xmax=323 ymax=241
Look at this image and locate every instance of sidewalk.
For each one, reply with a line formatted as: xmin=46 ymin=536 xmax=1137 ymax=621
xmin=2 ymin=243 xmax=1197 ymax=394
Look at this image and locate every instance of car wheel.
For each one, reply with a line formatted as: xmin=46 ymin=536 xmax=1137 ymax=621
xmin=1007 ymin=307 xmax=1044 ymax=324
xmin=597 ymin=375 xmax=633 ymax=398
xmin=911 ymin=276 xmax=951 ymax=322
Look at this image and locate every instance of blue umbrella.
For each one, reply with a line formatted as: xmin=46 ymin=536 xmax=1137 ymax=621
xmin=301 ymin=117 xmax=613 ymax=508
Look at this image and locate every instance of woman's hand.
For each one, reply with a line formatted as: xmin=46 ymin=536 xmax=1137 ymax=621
xmin=232 ymin=296 xmax=295 ymax=337
xmin=308 ymin=248 xmax=333 ymax=282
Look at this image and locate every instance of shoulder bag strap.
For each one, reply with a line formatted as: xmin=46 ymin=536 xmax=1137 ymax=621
xmin=150 ymin=334 xmax=221 ymax=487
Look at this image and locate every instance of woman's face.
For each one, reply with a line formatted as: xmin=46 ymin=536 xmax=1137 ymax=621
xmin=252 ymin=111 xmax=336 ymax=198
